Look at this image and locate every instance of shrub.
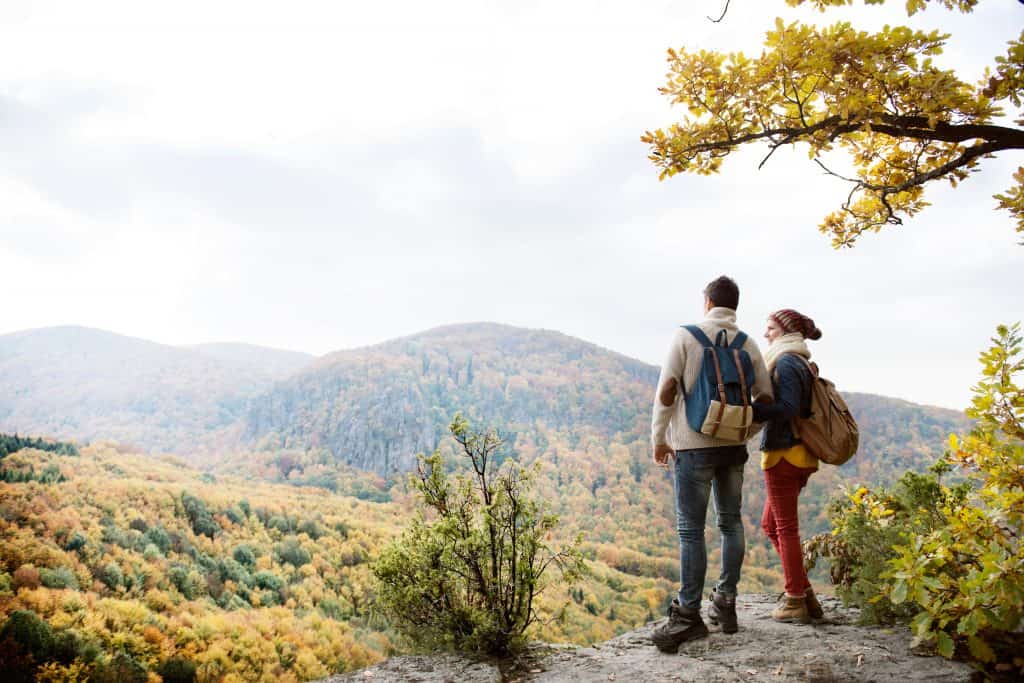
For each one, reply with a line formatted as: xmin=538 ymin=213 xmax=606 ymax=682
xmin=63 ymin=532 xmax=87 ymax=553
xmin=39 ymin=567 xmax=79 ymax=591
xmin=218 ymin=557 xmax=250 ymax=584
xmin=318 ymin=598 xmax=346 ymax=620
xmin=12 ymin=565 xmax=41 ymax=591
xmin=809 ymin=324 xmax=1024 ymax=676
xmin=373 ymin=413 xmax=585 ymax=656
xmin=267 ymin=515 xmax=292 ymax=533
xmin=157 ymin=657 xmax=198 ymax=683
xmin=297 ymin=519 xmax=323 ymax=539
xmin=252 ymin=571 xmax=284 ymax=593
xmin=50 ymin=629 xmax=82 ymax=664
xmin=90 ymin=652 xmax=147 ymax=683
xmin=168 ymin=566 xmax=205 ymax=600
xmin=100 ymin=563 xmax=123 ymax=590
xmin=145 ymin=526 xmax=171 ymax=553
xmin=0 ymin=610 xmax=54 ymax=661
xmin=232 ymin=544 xmax=256 ymax=567
xmin=182 ymin=493 xmax=219 ymax=538
xmin=276 ymin=537 xmax=311 ymax=567
xmin=37 ymin=464 xmax=65 ymax=484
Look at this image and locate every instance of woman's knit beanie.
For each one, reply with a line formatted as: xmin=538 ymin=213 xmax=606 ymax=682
xmin=770 ymin=309 xmax=822 ymax=340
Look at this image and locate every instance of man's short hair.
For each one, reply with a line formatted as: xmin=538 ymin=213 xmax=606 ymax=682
xmin=704 ymin=275 xmax=739 ymax=310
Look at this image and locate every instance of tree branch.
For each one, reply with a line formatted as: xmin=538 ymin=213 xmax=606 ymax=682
xmin=707 ymin=0 xmax=730 ymax=23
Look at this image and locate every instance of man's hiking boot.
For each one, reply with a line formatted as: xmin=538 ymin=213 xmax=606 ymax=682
xmin=651 ymin=599 xmax=709 ymax=652
xmin=706 ymin=588 xmax=738 ymax=634
xmin=771 ymin=594 xmax=811 ymax=624
xmin=805 ymin=587 xmax=824 ymax=620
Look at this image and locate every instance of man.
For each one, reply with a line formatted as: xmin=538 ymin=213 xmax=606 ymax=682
xmin=650 ymin=275 xmax=772 ymax=652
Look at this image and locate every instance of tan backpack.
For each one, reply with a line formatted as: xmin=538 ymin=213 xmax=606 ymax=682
xmin=789 ymin=355 xmax=859 ymax=466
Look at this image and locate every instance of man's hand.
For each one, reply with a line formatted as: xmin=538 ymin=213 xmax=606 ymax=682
xmin=653 ymin=444 xmax=675 ymax=467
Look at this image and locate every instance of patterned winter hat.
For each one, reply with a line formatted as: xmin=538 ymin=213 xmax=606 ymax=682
xmin=769 ymin=309 xmax=822 ymax=340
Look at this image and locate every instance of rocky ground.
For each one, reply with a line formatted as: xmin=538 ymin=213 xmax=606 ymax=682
xmin=323 ymin=594 xmax=976 ymax=683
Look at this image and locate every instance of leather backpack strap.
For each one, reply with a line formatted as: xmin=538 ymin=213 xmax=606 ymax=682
xmin=708 ymin=350 xmax=728 ymax=438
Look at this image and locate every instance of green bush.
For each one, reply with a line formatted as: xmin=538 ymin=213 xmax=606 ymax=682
xmin=91 ymin=652 xmax=148 ymax=683
xmin=51 ymin=628 xmax=83 ymax=664
xmin=100 ymin=563 xmax=123 ymax=590
xmin=252 ymin=570 xmax=284 ymax=593
xmin=145 ymin=526 xmax=171 ymax=553
xmin=157 ymin=656 xmax=198 ymax=683
xmin=168 ymin=565 xmax=205 ymax=600
xmin=809 ymin=324 xmax=1024 ymax=677
xmin=297 ymin=519 xmax=323 ymax=539
xmin=275 ymin=537 xmax=311 ymax=567
xmin=233 ymin=545 xmax=256 ymax=567
xmin=0 ymin=610 xmax=54 ymax=661
xmin=63 ymin=532 xmax=87 ymax=553
xmin=373 ymin=413 xmax=585 ymax=656
xmin=267 ymin=515 xmax=292 ymax=533
xmin=218 ymin=557 xmax=250 ymax=585
xmin=182 ymin=493 xmax=219 ymax=538
xmin=39 ymin=567 xmax=79 ymax=590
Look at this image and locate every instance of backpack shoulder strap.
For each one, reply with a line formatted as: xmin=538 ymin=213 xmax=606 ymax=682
xmin=729 ymin=331 xmax=748 ymax=350
xmin=788 ymin=353 xmax=818 ymax=378
xmin=682 ymin=325 xmax=713 ymax=348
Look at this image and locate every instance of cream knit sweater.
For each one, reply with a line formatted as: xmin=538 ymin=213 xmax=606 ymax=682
xmin=651 ymin=308 xmax=774 ymax=451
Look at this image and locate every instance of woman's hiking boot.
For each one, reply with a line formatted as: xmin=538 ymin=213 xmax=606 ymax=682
xmin=651 ymin=599 xmax=709 ymax=652
xmin=706 ymin=588 xmax=738 ymax=634
xmin=805 ymin=587 xmax=824 ymax=620
xmin=771 ymin=594 xmax=811 ymax=624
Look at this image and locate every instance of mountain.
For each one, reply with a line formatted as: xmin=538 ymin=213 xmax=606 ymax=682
xmin=185 ymin=342 xmax=314 ymax=379
xmin=243 ymin=323 xmax=658 ymax=474
xmin=0 ymin=321 xmax=969 ymax=482
xmin=0 ymin=326 xmax=313 ymax=452
xmin=241 ymin=322 xmax=967 ymax=477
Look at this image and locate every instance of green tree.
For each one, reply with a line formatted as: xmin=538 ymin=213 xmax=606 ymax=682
xmin=643 ymin=0 xmax=1024 ymax=246
xmin=372 ymin=413 xmax=586 ymax=656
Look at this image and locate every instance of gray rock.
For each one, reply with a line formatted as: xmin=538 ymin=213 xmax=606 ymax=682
xmin=323 ymin=594 xmax=974 ymax=683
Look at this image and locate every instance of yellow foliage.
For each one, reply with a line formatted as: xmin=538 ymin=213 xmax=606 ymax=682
xmin=643 ymin=2 xmax=1022 ymax=247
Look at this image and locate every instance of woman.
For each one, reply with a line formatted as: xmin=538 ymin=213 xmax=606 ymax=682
xmin=752 ymin=308 xmax=824 ymax=623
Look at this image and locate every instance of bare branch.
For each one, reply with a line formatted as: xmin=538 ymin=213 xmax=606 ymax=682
xmin=707 ymin=0 xmax=731 ymax=23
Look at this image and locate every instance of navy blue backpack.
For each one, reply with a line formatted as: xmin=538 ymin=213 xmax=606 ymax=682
xmin=681 ymin=325 xmax=756 ymax=442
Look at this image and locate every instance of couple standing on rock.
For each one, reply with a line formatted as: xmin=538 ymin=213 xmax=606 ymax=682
xmin=650 ymin=275 xmax=825 ymax=652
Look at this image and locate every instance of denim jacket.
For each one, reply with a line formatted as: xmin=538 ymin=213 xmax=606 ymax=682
xmin=753 ymin=354 xmax=813 ymax=451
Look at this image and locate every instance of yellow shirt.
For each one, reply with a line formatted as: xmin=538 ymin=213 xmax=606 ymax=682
xmin=761 ymin=443 xmax=818 ymax=471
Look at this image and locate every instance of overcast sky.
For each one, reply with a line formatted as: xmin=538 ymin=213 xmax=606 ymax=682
xmin=1 ymin=0 xmax=1021 ymax=410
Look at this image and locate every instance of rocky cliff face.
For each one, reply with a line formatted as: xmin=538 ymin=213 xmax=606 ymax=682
xmin=323 ymin=594 xmax=973 ymax=683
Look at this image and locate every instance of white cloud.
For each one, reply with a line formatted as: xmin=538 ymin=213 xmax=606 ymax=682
xmin=0 ymin=0 xmax=1021 ymax=410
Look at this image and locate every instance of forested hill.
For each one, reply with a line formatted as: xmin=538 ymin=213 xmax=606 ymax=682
xmin=0 ymin=323 xmax=967 ymax=479
xmin=242 ymin=323 xmax=658 ymax=474
xmin=0 ymin=326 xmax=314 ymax=452
xmin=240 ymin=322 xmax=968 ymax=477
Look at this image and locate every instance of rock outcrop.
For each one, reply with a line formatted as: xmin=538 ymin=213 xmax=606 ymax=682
xmin=323 ymin=594 xmax=974 ymax=682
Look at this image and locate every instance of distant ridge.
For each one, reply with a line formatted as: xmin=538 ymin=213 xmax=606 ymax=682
xmin=185 ymin=342 xmax=315 ymax=379
xmin=0 ymin=326 xmax=311 ymax=452
xmin=0 ymin=323 xmax=968 ymax=475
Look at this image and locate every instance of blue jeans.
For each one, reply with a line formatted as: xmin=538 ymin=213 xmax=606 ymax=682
xmin=672 ymin=446 xmax=747 ymax=610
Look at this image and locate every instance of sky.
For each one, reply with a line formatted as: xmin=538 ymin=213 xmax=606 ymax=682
xmin=1 ymin=0 xmax=1021 ymax=411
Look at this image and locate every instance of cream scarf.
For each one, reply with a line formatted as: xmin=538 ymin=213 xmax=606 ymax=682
xmin=764 ymin=332 xmax=811 ymax=372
